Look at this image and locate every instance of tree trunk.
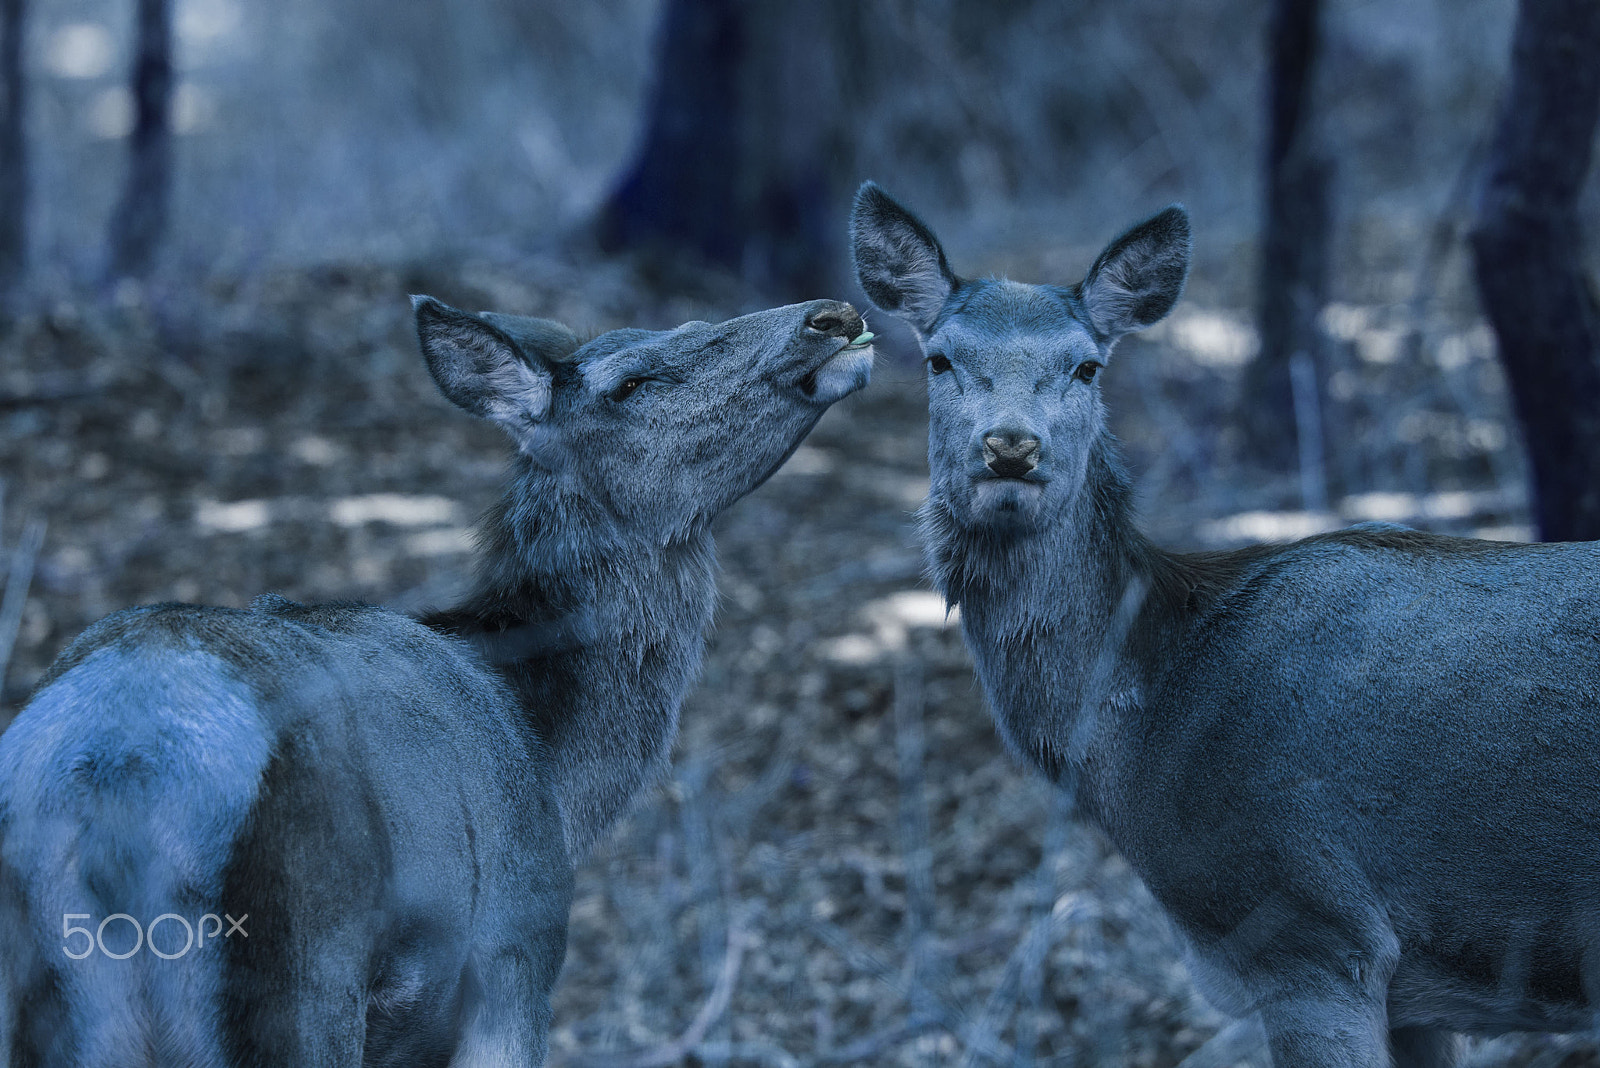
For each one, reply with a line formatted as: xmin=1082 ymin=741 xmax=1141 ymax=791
xmin=0 ymin=0 xmax=24 ymax=291
xmin=1470 ymin=0 xmax=1600 ymax=543
xmin=107 ymin=0 xmax=173 ymax=281
xmin=1244 ymin=0 xmax=1333 ymax=477
xmin=596 ymin=0 xmax=864 ymax=297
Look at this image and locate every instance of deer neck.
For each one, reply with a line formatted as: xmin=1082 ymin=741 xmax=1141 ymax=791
xmin=922 ymin=435 xmax=1175 ymax=805
xmin=440 ymin=462 xmax=718 ymax=859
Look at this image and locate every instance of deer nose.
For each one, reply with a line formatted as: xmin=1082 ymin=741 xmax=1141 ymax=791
xmin=983 ymin=429 xmax=1041 ymax=478
xmin=806 ymin=301 xmax=865 ymax=340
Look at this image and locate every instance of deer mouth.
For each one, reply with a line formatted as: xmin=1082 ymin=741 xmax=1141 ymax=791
xmin=973 ymin=453 xmax=1049 ymax=484
xmin=976 ymin=470 xmax=1048 ymax=484
xmin=796 ymin=333 xmax=875 ymax=403
xmin=969 ymin=474 xmax=1049 ymax=526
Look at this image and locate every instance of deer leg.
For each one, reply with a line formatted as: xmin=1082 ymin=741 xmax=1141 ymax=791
xmin=1388 ymin=1027 xmax=1462 ymax=1068
xmin=1259 ymin=994 xmax=1389 ymax=1068
xmin=448 ymin=947 xmax=552 ymax=1068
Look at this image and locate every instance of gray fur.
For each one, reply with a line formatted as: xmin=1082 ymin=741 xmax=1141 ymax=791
xmin=853 ymin=181 xmax=1600 ymax=1068
xmin=0 ymin=297 xmax=873 ymax=1065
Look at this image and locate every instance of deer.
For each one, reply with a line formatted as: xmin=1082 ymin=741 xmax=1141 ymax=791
xmin=0 ymin=295 xmax=875 ymax=1066
xmin=851 ymin=180 xmax=1600 ymax=1068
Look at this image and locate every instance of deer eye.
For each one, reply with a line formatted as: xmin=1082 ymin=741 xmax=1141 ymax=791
xmin=927 ymin=354 xmax=952 ymax=375
xmin=1073 ymin=361 xmax=1102 ymax=384
xmin=610 ymin=377 xmax=645 ymax=402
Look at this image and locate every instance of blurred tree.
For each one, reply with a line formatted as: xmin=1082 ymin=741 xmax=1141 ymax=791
xmin=0 ymin=0 xmax=23 ymax=291
xmin=107 ymin=0 xmax=173 ymax=280
xmin=1470 ymin=0 xmax=1600 ymax=542
xmin=596 ymin=0 xmax=866 ymax=296
xmin=1243 ymin=0 xmax=1333 ymax=480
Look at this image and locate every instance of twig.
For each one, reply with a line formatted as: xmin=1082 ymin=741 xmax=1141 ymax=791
xmin=0 ymin=513 xmax=45 ymax=710
xmin=799 ymin=552 xmax=923 ymax=603
xmin=893 ymin=655 xmax=935 ymax=969
xmin=711 ymin=706 xmax=807 ymax=843
xmin=895 ymin=654 xmax=978 ymax=1061
xmin=1093 ymin=17 xmax=1218 ymax=203
xmin=883 ymin=2 xmax=1024 ymax=195
xmin=808 ymin=920 xmax=1010 ymax=1065
xmin=677 ymin=761 xmax=726 ymax=983
xmin=1134 ymin=376 xmax=1211 ymax=495
xmin=0 ymin=369 xmax=112 ymax=411
xmin=957 ymin=801 xmax=1081 ymax=1068
xmin=1012 ymin=794 xmax=1070 ymax=1068
xmin=1174 ymin=1015 xmax=1268 ymax=1068
xmin=959 ymin=917 xmax=1051 ymax=1068
xmin=1406 ymin=130 xmax=1490 ymax=335
xmin=574 ymin=909 xmax=753 ymax=1068
xmin=684 ymin=1040 xmax=801 ymax=1068
xmin=0 ymin=385 xmax=103 ymax=410
xmin=1289 ymin=350 xmax=1328 ymax=513
xmin=811 ymin=1015 xmax=943 ymax=1065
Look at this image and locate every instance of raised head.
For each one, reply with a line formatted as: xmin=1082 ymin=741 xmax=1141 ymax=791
xmin=852 ymin=182 xmax=1189 ymax=536
xmin=414 ymin=296 xmax=874 ymax=544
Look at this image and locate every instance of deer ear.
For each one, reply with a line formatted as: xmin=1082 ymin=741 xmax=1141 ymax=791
xmin=1079 ymin=205 xmax=1191 ymax=342
xmin=413 ymin=296 xmax=557 ymax=432
xmin=478 ymin=312 xmax=581 ymax=363
xmin=851 ymin=182 xmax=958 ymax=336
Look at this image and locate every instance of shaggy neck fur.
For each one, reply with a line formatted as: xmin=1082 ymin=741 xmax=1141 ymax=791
xmin=921 ymin=433 xmax=1196 ymax=806
xmin=425 ymin=456 xmax=717 ymax=858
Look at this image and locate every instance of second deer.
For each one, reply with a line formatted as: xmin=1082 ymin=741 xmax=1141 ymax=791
xmin=852 ymin=180 xmax=1600 ymax=1068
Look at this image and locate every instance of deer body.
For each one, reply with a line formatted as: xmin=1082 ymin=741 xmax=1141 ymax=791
xmin=854 ymin=181 xmax=1600 ymax=1068
xmin=0 ymin=297 xmax=873 ymax=1065
xmin=2 ymin=598 xmax=572 ymax=1066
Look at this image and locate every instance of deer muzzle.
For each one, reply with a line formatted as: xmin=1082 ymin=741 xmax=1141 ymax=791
xmin=804 ymin=302 xmax=866 ymax=341
xmin=983 ymin=433 xmax=1041 ymax=478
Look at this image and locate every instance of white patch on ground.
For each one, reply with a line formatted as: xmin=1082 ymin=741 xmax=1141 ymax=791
xmin=195 ymin=498 xmax=272 ymax=533
xmin=405 ymin=528 xmax=476 ymax=557
xmin=1198 ymin=510 xmax=1339 ymax=544
xmin=1149 ymin=308 xmax=1259 ymax=368
xmin=196 ymin=494 xmax=462 ymax=534
xmin=45 ymin=24 xmax=115 ymax=79
xmin=328 ymin=494 xmax=458 ymax=527
xmin=820 ymin=589 xmax=959 ymax=664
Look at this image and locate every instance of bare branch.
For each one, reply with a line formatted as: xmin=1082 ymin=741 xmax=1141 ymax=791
xmin=573 ymin=908 xmax=754 ymax=1068
xmin=811 ymin=1015 xmax=942 ymax=1065
xmin=808 ymin=919 xmax=1010 ymax=1065
xmin=1174 ymin=1015 xmax=1268 ymax=1068
xmin=893 ymin=655 xmax=935 ymax=963
xmin=0 ymin=513 xmax=44 ymax=711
